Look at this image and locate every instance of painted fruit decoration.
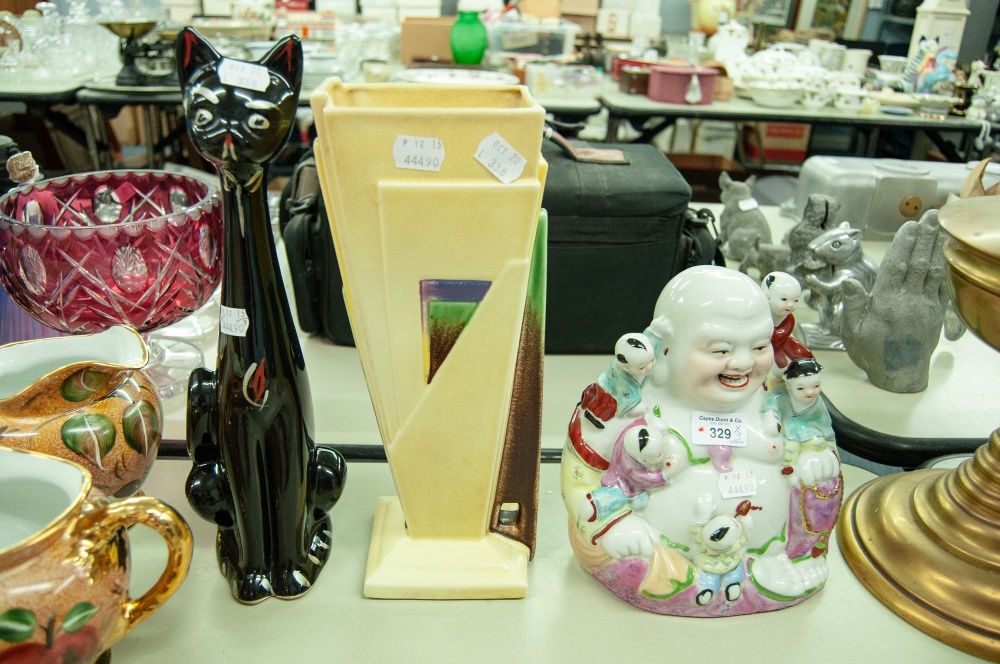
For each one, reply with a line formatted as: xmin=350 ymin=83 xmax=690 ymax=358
xmin=0 ymin=604 xmax=102 ymax=664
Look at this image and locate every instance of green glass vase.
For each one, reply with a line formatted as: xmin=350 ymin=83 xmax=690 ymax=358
xmin=450 ymin=11 xmax=488 ymax=65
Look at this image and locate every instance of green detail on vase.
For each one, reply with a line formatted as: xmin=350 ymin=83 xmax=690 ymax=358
xmin=59 ymin=369 xmax=111 ymax=403
xmin=122 ymin=400 xmax=159 ymax=455
xmin=61 ymin=413 xmax=116 ymax=469
xmin=640 ymin=565 xmax=695 ymax=600
xmin=0 ymin=608 xmax=36 ymax=643
xmin=426 ymin=300 xmax=479 ymax=383
xmin=527 ymin=210 xmax=548 ymax=327
xmin=420 ymin=279 xmax=491 ymax=383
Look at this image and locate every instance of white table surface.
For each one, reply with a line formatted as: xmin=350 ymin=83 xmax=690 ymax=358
xmin=128 ymin=201 xmax=1000 ymax=663
xmin=119 ymin=460 xmax=990 ymax=664
xmin=158 ymin=203 xmax=1000 ymax=447
xmin=599 ymin=87 xmax=986 ymax=131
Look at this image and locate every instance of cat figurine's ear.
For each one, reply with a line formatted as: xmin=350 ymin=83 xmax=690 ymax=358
xmin=258 ymin=36 xmax=304 ymax=98
xmin=176 ymin=27 xmax=222 ymax=85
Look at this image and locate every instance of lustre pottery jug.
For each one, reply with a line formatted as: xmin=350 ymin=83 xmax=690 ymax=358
xmin=0 ymin=446 xmax=192 ymax=664
xmin=0 ymin=326 xmax=161 ymax=498
xmin=562 ymin=266 xmax=842 ymax=616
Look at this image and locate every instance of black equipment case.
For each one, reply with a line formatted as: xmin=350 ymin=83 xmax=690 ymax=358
xmin=281 ymin=137 xmax=716 ymax=354
xmin=540 ymin=137 xmax=701 ymax=353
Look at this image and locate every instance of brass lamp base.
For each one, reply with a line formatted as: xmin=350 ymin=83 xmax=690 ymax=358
xmin=838 ymin=431 xmax=1000 ymax=661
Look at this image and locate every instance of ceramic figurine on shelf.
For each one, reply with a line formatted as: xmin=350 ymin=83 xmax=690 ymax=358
xmin=736 ymin=234 xmax=790 ymax=281
xmin=786 ymin=194 xmax=840 ymax=294
xmin=577 ymin=423 xmax=675 ymax=524
xmin=761 ymin=271 xmax=813 ymax=383
xmin=177 ymin=27 xmax=347 ymax=604
xmin=690 ymin=493 xmax=753 ymax=605
xmin=562 ymin=265 xmax=843 ymax=617
xmin=762 ymin=358 xmax=834 ymax=469
xmin=839 ymin=210 xmax=950 ymax=393
xmin=800 ymin=221 xmax=878 ymax=349
xmin=718 ymin=172 xmax=771 ymax=262
xmin=761 ymin=357 xmax=840 ymax=561
xmin=596 ymin=332 xmax=656 ymax=418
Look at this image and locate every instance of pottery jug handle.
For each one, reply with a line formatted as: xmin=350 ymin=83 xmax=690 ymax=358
xmin=79 ymin=497 xmax=194 ymax=630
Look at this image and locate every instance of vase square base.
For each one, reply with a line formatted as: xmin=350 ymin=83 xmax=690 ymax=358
xmin=364 ymin=496 xmax=529 ymax=599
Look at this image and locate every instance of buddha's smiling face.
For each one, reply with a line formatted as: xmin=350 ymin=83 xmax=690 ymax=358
xmin=666 ymin=318 xmax=774 ymax=411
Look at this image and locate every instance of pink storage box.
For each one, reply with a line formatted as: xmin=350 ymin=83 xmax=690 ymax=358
xmin=647 ymin=65 xmax=719 ymax=105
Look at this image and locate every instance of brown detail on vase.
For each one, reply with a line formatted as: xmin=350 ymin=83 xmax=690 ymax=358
xmin=490 ymin=303 xmax=542 ymax=558
xmin=427 ymin=320 xmax=465 ymax=384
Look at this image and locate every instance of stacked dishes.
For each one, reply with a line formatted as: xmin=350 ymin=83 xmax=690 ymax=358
xmin=747 ymin=80 xmax=803 ymax=108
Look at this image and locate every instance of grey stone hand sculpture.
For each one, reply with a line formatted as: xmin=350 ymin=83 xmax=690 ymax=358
xmin=840 ymin=209 xmax=948 ymax=393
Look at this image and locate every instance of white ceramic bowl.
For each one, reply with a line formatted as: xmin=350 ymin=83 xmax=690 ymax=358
xmin=748 ymin=84 xmax=802 ymax=108
xmin=877 ymin=54 xmax=908 ymax=74
xmin=915 ymin=93 xmax=959 ymax=118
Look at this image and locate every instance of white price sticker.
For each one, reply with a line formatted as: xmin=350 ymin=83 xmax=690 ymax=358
xmin=474 ymin=132 xmax=526 ymax=184
xmin=218 ymin=59 xmax=270 ymax=92
xmin=220 ymin=305 xmax=250 ymax=337
xmin=719 ymin=469 xmax=757 ymax=498
xmin=691 ymin=412 xmax=748 ymax=447
xmin=393 ymin=135 xmax=445 ymax=172
xmin=738 ymin=198 xmax=759 ymax=212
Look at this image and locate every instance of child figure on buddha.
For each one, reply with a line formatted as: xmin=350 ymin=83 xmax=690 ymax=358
xmin=762 ymin=271 xmax=813 ymax=387
xmin=561 ymin=266 xmax=842 ymax=617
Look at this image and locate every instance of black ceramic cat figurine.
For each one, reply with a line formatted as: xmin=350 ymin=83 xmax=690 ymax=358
xmin=176 ymin=27 xmax=347 ymax=604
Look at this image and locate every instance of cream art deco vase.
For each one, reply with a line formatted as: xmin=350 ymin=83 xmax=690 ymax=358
xmin=311 ymin=79 xmax=548 ymax=599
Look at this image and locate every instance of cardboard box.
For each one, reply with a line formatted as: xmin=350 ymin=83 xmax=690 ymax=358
xmin=560 ymin=0 xmax=599 ymax=16
xmin=520 ymin=0 xmax=561 ymax=18
xmin=743 ymin=122 xmax=811 ymax=165
xmin=563 ymin=13 xmax=596 ymax=33
xmin=400 ymin=16 xmax=456 ymax=64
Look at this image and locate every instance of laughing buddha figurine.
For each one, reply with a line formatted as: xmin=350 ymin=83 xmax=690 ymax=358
xmin=562 ymin=265 xmax=843 ymax=617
